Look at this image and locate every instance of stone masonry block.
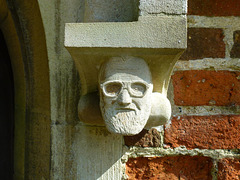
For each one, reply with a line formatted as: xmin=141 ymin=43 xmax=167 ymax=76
xmin=164 ymin=115 xmax=240 ymax=149
xmin=82 ymin=0 xmax=139 ymax=22
xmin=218 ymin=158 xmax=240 ymax=180
xmin=180 ymin=28 xmax=225 ymax=60
xmin=126 ymin=156 xmax=212 ymax=179
xmin=139 ymin=0 xmax=187 ymax=15
xmin=188 ymin=0 xmax=240 ymax=16
xmin=172 ymin=70 xmax=240 ymax=106
xmin=124 ymin=128 xmax=161 ymax=147
xmin=65 ymin=16 xmax=186 ymax=50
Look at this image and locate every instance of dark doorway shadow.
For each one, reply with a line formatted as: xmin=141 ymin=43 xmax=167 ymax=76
xmin=0 ymin=30 xmax=14 ymax=179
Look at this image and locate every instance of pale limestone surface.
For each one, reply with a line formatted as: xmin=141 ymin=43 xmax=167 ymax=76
xmin=65 ymin=16 xmax=186 ymax=49
xmin=65 ymin=13 xmax=186 ymax=134
xmin=65 ymin=16 xmax=186 ymax=96
xmin=81 ymin=0 xmax=139 ymax=22
xmin=68 ymin=49 xmax=183 ymax=129
xmin=97 ymin=56 xmax=173 ymax=135
xmin=146 ymin=92 xmax=171 ymax=129
xmin=38 ymin=0 xmax=187 ymax=179
xmin=139 ymin=0 xmax=187 ymax=15
xmin=99 ymin=57 xmax=153 ymax=135
xmin=71 ymin=126 xmax=124 ymax=180
xmin=27 ymin=1 xmax=240 ymax=179
xmin=38 ymin=0 xmax=83 ymax=179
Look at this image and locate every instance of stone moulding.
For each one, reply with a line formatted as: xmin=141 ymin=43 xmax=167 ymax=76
xmin=64 ymin=16 xmax=187 ymax=134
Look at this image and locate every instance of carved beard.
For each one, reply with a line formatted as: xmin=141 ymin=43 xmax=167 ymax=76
xmin=102 ymin=102 xmax=151 ymax=136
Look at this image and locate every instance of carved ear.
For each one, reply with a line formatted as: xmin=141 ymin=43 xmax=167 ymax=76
xmin=144 ymin=92 xmax=171 ymax=129
xmin=78 ymin=92 xmax=105 ymax=126
xmin=79 ymin=92 xmax=172 ymax=129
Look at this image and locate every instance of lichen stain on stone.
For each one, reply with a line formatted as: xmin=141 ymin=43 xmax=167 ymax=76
xmin=89 ymin=127 xmax=111 ymax=137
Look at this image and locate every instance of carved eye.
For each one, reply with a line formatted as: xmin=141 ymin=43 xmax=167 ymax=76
xmin=131 ymin=83 xmax=146 ymax=97
xmin=104 ymin=82 xmax=121 ymax=96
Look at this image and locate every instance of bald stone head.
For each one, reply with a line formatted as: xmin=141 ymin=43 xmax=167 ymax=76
xmin=99 ymin=56 xmax=153 ymax=135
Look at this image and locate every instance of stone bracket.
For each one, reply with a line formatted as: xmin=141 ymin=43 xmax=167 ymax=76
xmin=64 ymin=15 xmax=187 ymax=132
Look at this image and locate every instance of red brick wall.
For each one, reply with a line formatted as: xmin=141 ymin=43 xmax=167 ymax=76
xmin=188 ymin=0 xmax=240 ymax=16
xmin=126 ymin=156 xmax=213 ymax=180
xmin=125 ymin=0 xmax=240 ymax=179
xmin=172 ymin=71 xmax=240 ymax=106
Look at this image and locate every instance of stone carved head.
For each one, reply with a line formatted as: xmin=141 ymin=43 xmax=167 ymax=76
xmin=98 ymin=56 xmax=153 ymax=135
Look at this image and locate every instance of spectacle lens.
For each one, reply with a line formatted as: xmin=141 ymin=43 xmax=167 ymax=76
xmin=130 ymin=83 xmax=146 ymax=97
xmin=104 ymin=82 xmax=121 ymax=96
xmin=102 ymin=81 xmax=148 ymax=97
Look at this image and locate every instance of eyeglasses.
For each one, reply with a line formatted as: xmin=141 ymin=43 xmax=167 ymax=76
xmin=100 ymin=80 xmax=151 ymax=98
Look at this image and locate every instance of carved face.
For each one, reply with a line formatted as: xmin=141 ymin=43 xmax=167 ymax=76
xmin=99 ymin=57 xmax=153 ymax=135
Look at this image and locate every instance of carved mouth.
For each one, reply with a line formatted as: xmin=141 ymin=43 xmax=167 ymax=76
xmin=116 ymin=108 xmax=136 ymax=111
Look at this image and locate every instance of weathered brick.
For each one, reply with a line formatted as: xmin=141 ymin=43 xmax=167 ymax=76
xmin=164 ymin=115 xmax=240 ymax=149
xmin=218 ymin=158 xmax=240 ymax=180
xmin=180 ymin=28 xmax=225 ymax=60
xmin=126 ymin=156 xmax=212 ymax=180
xmin=172 ymin=70 xmax=240 ymax=106
xmin=124 ymin=128 xmax=161 ymax=147
xmin=188 ymin=0 xmax=240 ymax=16
xmin=230 ymin=30 xmax=240 ymax=58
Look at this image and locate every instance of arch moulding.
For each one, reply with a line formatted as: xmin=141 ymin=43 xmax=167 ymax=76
xmin=0 ymin=0 xmax=51 ymax=179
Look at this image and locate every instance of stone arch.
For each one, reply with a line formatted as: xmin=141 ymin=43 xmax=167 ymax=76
xmin=0 ymin=0 xmax=50 ymax=179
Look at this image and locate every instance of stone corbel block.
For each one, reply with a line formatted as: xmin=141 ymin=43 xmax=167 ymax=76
xmin=65 ymin=15 xmax=186 ymax=135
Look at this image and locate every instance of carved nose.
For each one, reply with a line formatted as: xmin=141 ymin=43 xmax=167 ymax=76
xmin=118 ymin=89 xmax=132 ymax=105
